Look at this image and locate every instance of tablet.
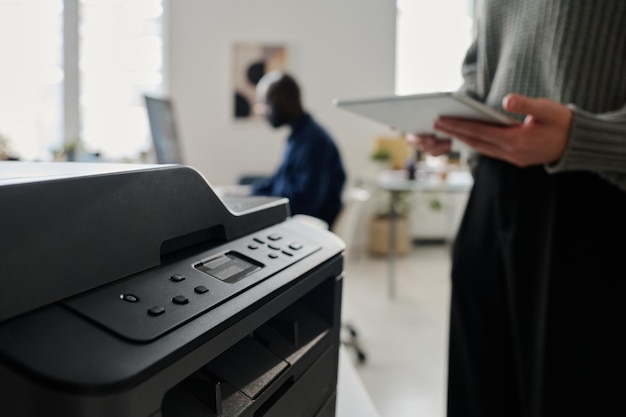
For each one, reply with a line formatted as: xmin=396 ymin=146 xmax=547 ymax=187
xmin=333 ymin=92 xmax=517 ymax=134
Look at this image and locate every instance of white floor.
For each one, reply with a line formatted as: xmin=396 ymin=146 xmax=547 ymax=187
xmin=341 ymin=243 xmax=452 ymax=417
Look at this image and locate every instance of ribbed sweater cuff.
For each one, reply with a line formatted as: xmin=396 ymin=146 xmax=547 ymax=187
xmin=546 ymin=107 xmax=626 ymax=175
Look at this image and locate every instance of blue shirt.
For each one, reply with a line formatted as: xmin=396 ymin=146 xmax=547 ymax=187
xmin=251 ymin=114 xmax=346 ymax=228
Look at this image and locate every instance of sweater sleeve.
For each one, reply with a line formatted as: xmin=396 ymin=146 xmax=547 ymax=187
xmin=458 ymin=38 xmax=480 ymax=100
xmin=546 ymin=105 xmax=626 ymax=191
xmin=458 ymin=38 xmax=482 ymax=174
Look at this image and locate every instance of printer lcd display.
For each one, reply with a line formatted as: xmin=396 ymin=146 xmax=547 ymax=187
xmin=195 ymin=252 xmax=263 ymax=283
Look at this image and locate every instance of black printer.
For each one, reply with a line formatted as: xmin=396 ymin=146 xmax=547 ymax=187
xmin=0 ymin=163 xmax=344 ymax=417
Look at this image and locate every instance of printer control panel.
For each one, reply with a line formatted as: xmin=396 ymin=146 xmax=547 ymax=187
xmin=65 ymin=223 xmax=322 ymax=343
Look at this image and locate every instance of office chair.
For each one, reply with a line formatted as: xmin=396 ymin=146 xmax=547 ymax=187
xmin=332 ymin=186 xmax=371 ymax=260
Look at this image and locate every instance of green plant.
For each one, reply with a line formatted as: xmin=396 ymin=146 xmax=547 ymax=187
xmin=63 ymin=137 xmax=82 ymax=153
xmin=50 ymin=137 xmax=83 ymax=161
xmin=0 ymin=132 xmax=13 ymax=160
xmin=371 ymin=148 xmax=392 ymax=162
xmin=429 ymin=198 xmax=443 ymax=212
xmin=373 ymin=189 xmax=412 ymax=219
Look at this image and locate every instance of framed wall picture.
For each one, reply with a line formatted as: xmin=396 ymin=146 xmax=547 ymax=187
xmin=232 ymin=43 xmax=288 ymax=120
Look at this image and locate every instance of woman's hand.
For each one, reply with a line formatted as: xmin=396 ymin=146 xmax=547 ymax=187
xmin=431 ymin=94 xmax=573 ymax=167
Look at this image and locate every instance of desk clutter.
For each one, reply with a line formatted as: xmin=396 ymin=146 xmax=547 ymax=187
xmin=366 ymin=136 xmax=473 ymax=254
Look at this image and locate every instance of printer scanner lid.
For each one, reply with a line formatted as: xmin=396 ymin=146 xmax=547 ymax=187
xmin=0 ymin=162 xmax=290 ymax=323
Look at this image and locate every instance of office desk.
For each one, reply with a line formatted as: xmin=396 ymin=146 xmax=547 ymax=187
xmin=337 ymin=346 xmax=380 ymax=417
xmin=377 ymin=169 xmax=473 ymax=299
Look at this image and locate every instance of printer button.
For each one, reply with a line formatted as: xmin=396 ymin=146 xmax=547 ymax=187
xmin=288 ymin=243 xmax=303 ymax=251
xmin=253 ymin=237 xmax=265 ymax=244
xmin=148 ymin=306 xmax=165 ymax=316
xmin=268 ymin=253 xmax=279 ymax=259
xmin=194 ymin=285 xmax=209 ymax=294
xmin=173 ymin=295 xmax=189 ymax=305
xmin=268 ymin=233 xmax=282 ymax=241
xmin=248 ymin=244 xmax=259 ymax=250
xmin=170 ymin=274 xmax=186 ymax=282
xmin=268 ymin=244 xmax=280 ymax=251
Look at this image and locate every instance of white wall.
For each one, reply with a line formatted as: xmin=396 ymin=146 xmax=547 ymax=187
xmin=167 ymin=0 xmax=397 ymax=186
xmin=396 ymin=0 xmax=473 ymax=95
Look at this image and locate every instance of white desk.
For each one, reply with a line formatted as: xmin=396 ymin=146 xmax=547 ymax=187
xmin=337 ymin=346 xmax=380 ymax=417
xmin=377 ymin=169 xmax=473 ymax=193
xmin=377 ymin=169 xmax=473 ymax=299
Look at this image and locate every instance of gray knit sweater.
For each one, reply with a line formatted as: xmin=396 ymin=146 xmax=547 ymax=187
xmin=461 ymin=0 xmax=626 ymax=190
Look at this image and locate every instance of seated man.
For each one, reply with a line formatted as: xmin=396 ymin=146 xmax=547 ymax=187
xmin=251 ymin=71 xmax=346 ymax=229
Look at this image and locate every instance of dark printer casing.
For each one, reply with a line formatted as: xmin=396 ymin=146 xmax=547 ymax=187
xmin=0 ymin=163 xmax=344 ymax=417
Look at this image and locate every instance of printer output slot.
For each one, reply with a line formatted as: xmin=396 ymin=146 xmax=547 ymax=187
xmin=252 ymin=377 xmax=295 ymax=417
xmin=253 ymin=347 xmax=336 ymax=417
xmin=162 ymin=278 xmax=336 ymax=417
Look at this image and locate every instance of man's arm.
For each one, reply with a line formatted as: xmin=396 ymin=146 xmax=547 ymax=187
xmin=250 ymin=175 xmax=275 ymax=196
xmin=285 ymin=144 xmax=328 ymax=216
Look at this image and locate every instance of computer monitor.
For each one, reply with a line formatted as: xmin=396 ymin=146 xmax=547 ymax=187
xmin=144 ymin=95 xmax=184 ymax=164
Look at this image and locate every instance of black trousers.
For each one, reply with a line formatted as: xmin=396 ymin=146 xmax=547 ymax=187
xmin=447 ymin=157 xmax=626 ymax=417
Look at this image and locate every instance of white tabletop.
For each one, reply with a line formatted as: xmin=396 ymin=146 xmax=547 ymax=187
xmin=337 ymin=346 xmax=381 ymax=417
xmin=377 ymin=169 xmax=473 ymax=193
